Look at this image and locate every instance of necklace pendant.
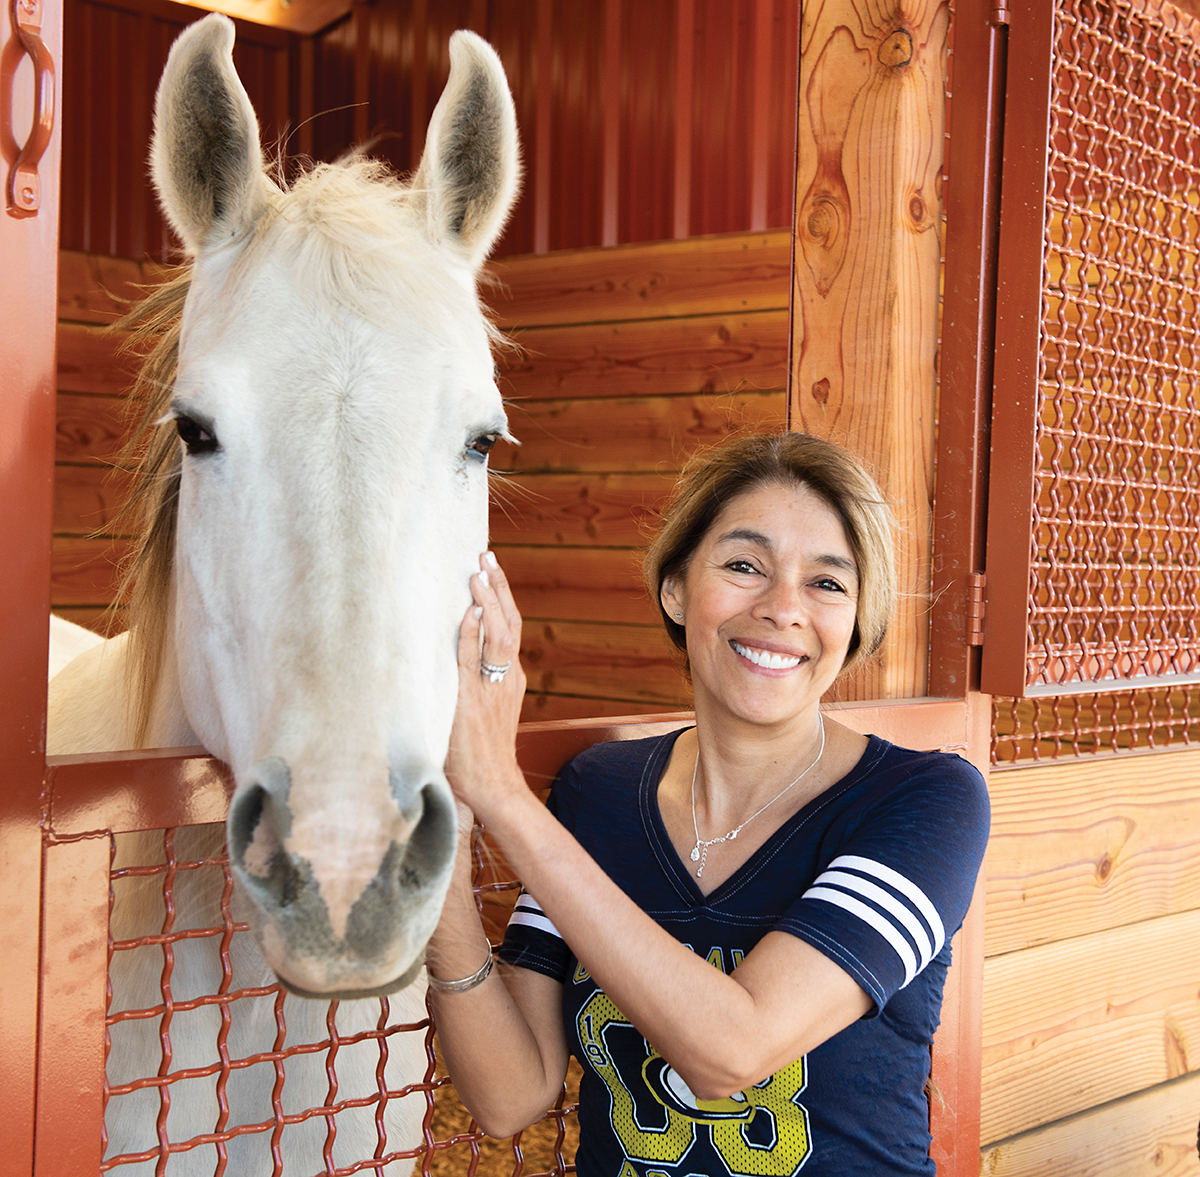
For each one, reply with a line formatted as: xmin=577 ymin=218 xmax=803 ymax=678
xmin=729 ymin=829 xmax=738 ymax=839
xmin=690 ymin=845 xmax=700 ymax=862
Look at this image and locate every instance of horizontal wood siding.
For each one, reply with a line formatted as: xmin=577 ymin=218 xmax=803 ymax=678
xmin=982 ymin=748 xmax=1200 ymax=1169
xmin=51 ymin=231 xmax=791 ymax=721
xmin=487 ymin=232 xmax=791 ymax=718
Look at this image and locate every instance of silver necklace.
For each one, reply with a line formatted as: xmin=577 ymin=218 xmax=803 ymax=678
xmin=689 ymin=716 xmax=826 ymax=879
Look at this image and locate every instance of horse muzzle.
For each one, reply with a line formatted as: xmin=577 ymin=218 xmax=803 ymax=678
xmin=227 ymin=755 xmax=458 ymax=997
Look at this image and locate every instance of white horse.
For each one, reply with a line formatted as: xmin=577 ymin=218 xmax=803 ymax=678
xmin=47 ymin=14 xmax=519 ymax=1174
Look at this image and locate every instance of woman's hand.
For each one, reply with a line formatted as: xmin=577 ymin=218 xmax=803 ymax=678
xmin=446 ymin=551 xmax=528 ymax=821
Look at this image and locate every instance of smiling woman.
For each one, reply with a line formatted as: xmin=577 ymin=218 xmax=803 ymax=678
xmin=428 ymin=432 xmax=990 ymax=1177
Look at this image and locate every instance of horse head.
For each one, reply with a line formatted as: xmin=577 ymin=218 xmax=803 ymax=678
xmin=148 ymin=14 xmax=519 ymax=998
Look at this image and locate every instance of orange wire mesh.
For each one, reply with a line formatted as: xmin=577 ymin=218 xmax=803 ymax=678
xmin=1026 ymin=0 xmax=1200 ymax=691
xmin=101 ymin=826 xmax=579 ymax=1177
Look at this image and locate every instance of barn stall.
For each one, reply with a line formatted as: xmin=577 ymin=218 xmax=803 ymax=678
xmin=5 ymin=0 xmax=1200 ymax=1175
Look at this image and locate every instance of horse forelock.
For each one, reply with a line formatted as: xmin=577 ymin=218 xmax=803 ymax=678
xmin=113 ymin=154 xmax=508 ymax=746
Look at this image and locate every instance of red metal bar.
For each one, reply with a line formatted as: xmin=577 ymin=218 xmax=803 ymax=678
xmin=533 ymin=0 xmax=553 ymax=255
xmin=979 ymin=0 xmax=1056 ymax=697
xmin=601 ymin=0 xmax=621 ymax=247
xmin=672 ymin=0 xmax=694 ymax=239
xmin=35 ymin=836 xmax=110 ymax=1177
xmin=929 ymin=0 xmax=1009 ymax=698
xmin=0 ymin=0 xmax=61 ymax=1169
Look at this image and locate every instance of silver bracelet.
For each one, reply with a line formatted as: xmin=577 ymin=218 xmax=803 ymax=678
xmin=427 ymin=947 xmax=494 ymax=994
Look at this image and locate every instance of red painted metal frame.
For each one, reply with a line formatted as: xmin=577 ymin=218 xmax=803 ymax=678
xmin=0 ymin=0 xmax=61 ymax=1170
xmin=978 ymin=0 xmax=1056 ymax=698
xmin=929 ymin=1 xmax=1008 ymax=699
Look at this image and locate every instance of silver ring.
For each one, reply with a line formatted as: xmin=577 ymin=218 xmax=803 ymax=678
xmin=480 ymin=659 xmax=512 ymax=684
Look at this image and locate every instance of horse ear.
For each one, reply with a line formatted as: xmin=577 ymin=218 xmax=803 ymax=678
xmin=413 ymin=31 xmax=521 ymax=270
xmin=150 ymin=13 xmax=269 ymax=255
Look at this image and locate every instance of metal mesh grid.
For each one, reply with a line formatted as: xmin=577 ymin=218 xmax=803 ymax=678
xmin=102 ymin=826 xmax=579 ymax=1177
xmin=992 ymin=681 xmax=1200 ymax=763
xmin=1027 ymin=0 xmax=1200 ymax=689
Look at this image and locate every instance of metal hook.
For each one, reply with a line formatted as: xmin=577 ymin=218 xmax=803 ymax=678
xmin=7 ymin=0 xmax=55 ymax=216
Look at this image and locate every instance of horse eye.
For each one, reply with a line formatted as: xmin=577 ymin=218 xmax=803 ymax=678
xmin=175 ymin=415 xmax=219 ymax=455
xmin=467 ymin=432 xmax=500 ymax=461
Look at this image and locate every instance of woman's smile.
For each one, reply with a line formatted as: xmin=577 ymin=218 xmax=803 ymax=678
xmin=729 ymin=640 xmax=805 ymax=671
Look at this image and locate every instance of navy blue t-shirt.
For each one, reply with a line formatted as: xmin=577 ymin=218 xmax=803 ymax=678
xmin=500 ymin=730 xmax=990 ymax=1176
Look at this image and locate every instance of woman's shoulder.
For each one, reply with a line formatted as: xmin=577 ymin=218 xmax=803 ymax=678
xmin=559 ymin=726 xmax=686 ymax=787
xmin=847 ymin=736 xmax=990 ymax=822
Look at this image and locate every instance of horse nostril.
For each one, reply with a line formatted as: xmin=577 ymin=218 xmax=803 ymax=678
xmin=280 ymin=859 xmax=302 ymax=907
xmin=229 ymin=783 xmax=267 ymax=866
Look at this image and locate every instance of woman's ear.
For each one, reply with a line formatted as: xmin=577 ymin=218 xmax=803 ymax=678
xmin=660 ymin=578 xmax=685 ymax=623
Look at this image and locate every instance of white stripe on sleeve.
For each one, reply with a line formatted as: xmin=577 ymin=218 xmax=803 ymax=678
xmin=507 ymin=892 xmax=563 ymax=941
xmin=801 ymin=855 xmax=946 ymax=989
xmin=830 ymin=855 xmax=946 ymax=953
xmin=803 ymin=886 xmax=919 ymax=987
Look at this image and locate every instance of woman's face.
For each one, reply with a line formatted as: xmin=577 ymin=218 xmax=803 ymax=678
xmin=661 ymin=481 xmax=860 ymax=730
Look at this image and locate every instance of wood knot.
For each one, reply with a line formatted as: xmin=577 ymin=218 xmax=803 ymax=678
xmin=879 ymin=28 xmax=913 ymax=67
xmin=909 ymin=195 xmax=926 ymax=225
xmin=1096 ymin=852 xmax=1113 ymax=882
xmin=812 ymin=378 xmax=831 ymax=405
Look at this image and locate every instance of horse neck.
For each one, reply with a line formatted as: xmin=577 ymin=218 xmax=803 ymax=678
xmin=46 ymin=613 xmax=197 ymax=756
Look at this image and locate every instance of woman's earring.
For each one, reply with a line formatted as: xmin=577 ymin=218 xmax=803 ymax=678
xmin=673 ymin=612 xmax=684 ymax=622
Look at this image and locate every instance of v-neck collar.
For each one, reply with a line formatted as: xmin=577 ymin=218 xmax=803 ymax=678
xmin=637 ymin=726 xmax=888 ymax=907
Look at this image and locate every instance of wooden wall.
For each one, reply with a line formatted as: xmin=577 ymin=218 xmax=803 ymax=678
xmin=50 ymin=230 xmax=791 ymax=724
xmin=486 ymin=232 xmax=791 ymax=720
xmin=979 ymin=748 xmax=1200 ymax=1176
xmin=60 ymin=0 xmax=800 ymax=261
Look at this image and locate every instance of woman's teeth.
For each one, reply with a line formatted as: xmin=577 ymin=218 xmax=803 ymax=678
xmin=732 ymin=641 xmax=802 ymax=670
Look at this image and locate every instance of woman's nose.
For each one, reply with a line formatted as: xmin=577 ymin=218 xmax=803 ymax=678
xmin=753 ymin=579 xmax=808 ymax=626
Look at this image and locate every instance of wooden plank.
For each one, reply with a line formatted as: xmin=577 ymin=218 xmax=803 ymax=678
xmin=500 ymin=310 xmax=789 ymax=401
xmin=56 ymin=321 xmax=138 ymax=396
xmin=790 ymin=3 xmax=949 ymax=701
xmin=497 ymin=545 xmax=658 ymax=626
xmin=57 ymin=249 xmax=157 ymax=324
xmin=519 ymin=619 xmax=691 ymax=706
xmin=56 ymin=392 xmax=130 ymax=464
xmin=50 ymin=536 xmax=130 ymax=607
xmin=985 ymin=749 xmax=1200 ymax=957
xmin=520 ymin=693 xmax=676 ymax=723
xmin=490 ymin=473 xmax=673 ymax=547
xmin=52 ymin=465 xmax=134 ymax=535
xmin=484 ymin=230 xmax=791 ymax=328
xmin=981 ymin=908 xmax=1200 ymax=1143
xmin=980 ymin=1071 xmax=1200 ymax=1176
xmin=499 ymin=390 xmax=786 ymax=473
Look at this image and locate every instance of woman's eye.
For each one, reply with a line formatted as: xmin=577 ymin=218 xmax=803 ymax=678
xmin=175 ymin=415 xmax=218 ymax=455
xmin=467 ymin=433 xmax=500 ymax=462
xmin=815 ymin=577 xmax=848 ymax=594
xmin=727 ymin=560 xmax=758 ymax=574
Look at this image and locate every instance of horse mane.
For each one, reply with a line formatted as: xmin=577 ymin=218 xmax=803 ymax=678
xmin=111 ymin=156 xmax=506 ymax=746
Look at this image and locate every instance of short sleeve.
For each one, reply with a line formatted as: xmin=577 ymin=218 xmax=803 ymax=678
xmin=773 ymin=751 xmax=989 ymax=1014
xmin=497 ymin=768 xmax=580 ymax=982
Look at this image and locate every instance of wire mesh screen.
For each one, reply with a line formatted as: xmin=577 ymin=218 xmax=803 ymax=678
xmin=1026 ymin=0 xmax=1200 ymax=690
xmin=992 ymin=682 xmax=1200 ymax=763
xmin=102 ymin=824 xmax=579 ymax=1177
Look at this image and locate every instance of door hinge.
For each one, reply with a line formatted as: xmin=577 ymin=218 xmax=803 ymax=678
xmin=991 ymin=4 xmax=1010 ymax=26
xmin=967 ymin=573 xmax=986 ymax=647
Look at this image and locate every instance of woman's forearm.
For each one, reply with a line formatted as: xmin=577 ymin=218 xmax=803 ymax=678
xmin=425 ymin=830 xmax=569 ymax=1136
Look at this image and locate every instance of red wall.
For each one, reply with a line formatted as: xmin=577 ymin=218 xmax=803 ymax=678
xmin=61 ymin=0 xmax=799 ymax=260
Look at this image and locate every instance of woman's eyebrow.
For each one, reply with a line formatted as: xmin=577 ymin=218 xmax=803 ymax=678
xmin=716 ymin=527 xmax=772 ymax=547
xmin=716 ymin=529 xmax=859 ymax=578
